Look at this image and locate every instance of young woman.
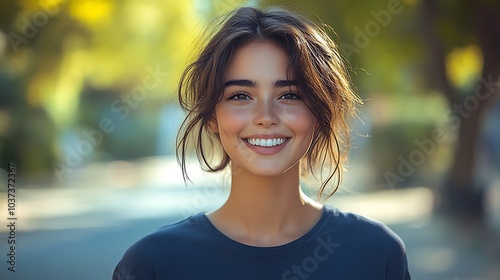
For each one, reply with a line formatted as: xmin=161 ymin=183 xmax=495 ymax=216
xmin=113 ymin=6 xmax=411 ymax=280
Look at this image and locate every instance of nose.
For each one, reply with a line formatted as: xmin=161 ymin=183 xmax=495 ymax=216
xmin=253 ymin=99 xmax=279 ymax=127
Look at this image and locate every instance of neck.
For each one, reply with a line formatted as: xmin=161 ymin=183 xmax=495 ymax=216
xmin=228 ymin=163 xmax=308 ymax=216
xmin=208 ymin=163 xmax=323 ymax=246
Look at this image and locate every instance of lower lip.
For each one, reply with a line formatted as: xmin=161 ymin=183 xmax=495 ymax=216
xmin=243 ymin=139 xmax=289 ymax=155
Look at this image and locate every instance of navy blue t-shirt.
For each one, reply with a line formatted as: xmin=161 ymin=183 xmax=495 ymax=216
xmin=113 ymin=206 xmax=411 ymax=279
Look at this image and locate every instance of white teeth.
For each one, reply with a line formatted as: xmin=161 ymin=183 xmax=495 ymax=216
xmin=246 ymin=138 xmax=287 ymax=147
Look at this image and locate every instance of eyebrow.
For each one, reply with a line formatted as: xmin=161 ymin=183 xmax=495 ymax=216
xmin=224 ymin=79 xmax=296 ymax=88
xmin=224 ymin=79 xmax=256 ymax=88
xmin=274 ymin=80 xmax=296 ymax=88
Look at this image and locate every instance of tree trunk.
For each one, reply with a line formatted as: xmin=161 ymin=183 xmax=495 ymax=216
xmin=421 ymin=0 xmax=500 ymax=218
xmin=441 ymin=93 xmax=487 ymax=218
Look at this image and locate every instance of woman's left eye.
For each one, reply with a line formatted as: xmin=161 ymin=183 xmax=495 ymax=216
xmin=279 ymin=92 xmax=301 ymax=100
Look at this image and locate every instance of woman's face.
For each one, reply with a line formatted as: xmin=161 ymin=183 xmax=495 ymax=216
xmin=210 ymin=41 xmax=316 ymax=177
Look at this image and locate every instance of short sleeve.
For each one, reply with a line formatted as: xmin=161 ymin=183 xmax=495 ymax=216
xmin=112 ymin=244 xmax=156 ymax=280
xmin=384 ymin=234 xmax=411 ymax=280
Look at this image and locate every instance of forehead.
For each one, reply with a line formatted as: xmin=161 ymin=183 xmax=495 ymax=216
xmin=224 ymin=41 xmax=293 ymax=82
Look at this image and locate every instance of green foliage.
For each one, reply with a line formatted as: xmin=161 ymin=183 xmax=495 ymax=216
xmin=0 ymin=0 xmax=494 ymax=187
xmin=0 ymin=0 xmax=237 ymax=175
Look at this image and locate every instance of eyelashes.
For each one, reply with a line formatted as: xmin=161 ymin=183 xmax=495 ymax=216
xmin=279 ymin=92 xmax=302 ymax=100
xmin=228 ymin=92 xmax=250 ymax=100
xmin=227 ymin=91 xmax=302 ymax=101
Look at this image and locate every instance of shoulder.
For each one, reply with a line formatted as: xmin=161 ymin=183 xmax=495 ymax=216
xmin=113 ymin=214 xmax=205 ymax=279
xmin=323 ymin=205 xmax=406 ymax=253
xmin=320 ymin=206 xmax=411 ymax=279
xmin=127 ymin=213 xmax=204 ymax=255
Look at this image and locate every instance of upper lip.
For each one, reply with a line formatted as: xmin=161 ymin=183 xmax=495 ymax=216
xmin=243 ymin=134 xmax=290 ymax=139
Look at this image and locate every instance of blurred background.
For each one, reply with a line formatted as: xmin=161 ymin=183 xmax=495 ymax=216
xmin=0 ymin=0 xmax=499 ymax=279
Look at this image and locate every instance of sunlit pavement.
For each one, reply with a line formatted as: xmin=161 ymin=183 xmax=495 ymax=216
xmin=0 ymin=157 xmax=499 ymax=280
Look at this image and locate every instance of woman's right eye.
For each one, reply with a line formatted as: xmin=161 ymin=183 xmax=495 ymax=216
xmin=228 ymin=92 xmax=250 ymax=100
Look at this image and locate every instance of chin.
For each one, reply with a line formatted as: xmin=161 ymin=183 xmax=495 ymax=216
xmin=233 ymin=162 xmax=298 ymax=178
xmin=232 ymin=168 xmax=282 ymax=177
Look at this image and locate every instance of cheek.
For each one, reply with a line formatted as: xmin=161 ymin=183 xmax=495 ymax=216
xmin=284 ymin=108 xmax=316 ymax=135
xmin=216 ymin=107 xmax=249 ymax=134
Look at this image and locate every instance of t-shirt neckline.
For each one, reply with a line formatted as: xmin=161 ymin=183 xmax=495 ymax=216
xmin=195 ymin=206 xmax=334 ymax=258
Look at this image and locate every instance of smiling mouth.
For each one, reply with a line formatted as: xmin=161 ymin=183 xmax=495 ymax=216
xmin=244 ymin=138 xmax=289 ymax=147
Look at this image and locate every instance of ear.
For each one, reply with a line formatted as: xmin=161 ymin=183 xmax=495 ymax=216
xmin=208 ymin=115 xmax=219 ymax=133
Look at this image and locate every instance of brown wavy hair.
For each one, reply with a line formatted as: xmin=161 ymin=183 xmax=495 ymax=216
xmin=176 ymin=6 xmax=361 ymax=201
